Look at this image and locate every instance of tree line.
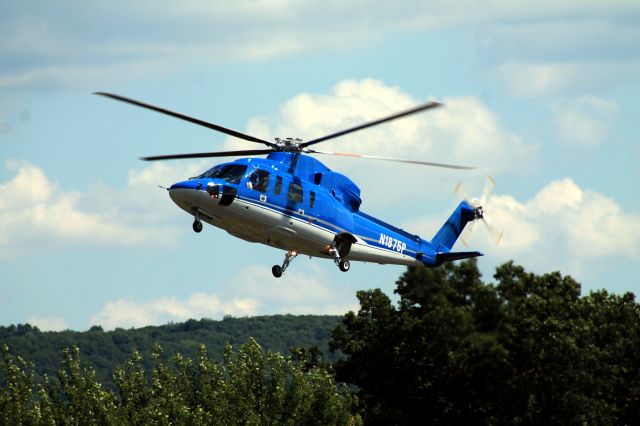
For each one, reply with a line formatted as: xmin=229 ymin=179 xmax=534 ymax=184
xmin=1 ymin=339 xmax=360 ymax=425
xmin=2 ymin=260 xmax=639 ymax=424
xmin=0 ymin=315 xmax=342 ymax=391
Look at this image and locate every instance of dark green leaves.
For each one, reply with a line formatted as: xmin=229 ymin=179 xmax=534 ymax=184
xmin=1 ymin=340 xmax=361 ymax=425
xmin=331 ymin=259 xmax=640 ymax=424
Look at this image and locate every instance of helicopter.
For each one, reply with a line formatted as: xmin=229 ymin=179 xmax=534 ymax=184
xmin=96 ymin=92 xmax=491 ymax=278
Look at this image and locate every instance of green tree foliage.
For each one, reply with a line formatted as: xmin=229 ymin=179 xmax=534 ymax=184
xmin=0 ymin=315 xmax=341 ymax=390
xmin=331 ymin=260 xmax=640 ymax=425
xmin=0 ymin=339 xmax=361 ymax=425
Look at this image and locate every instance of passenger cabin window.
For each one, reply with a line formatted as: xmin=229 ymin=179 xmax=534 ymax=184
xmin=274 ymin=176 xmax=283 ymax=195
xmin=287 ymin=182 xmax=303 ymax=203
xmin=248 ymin=169 xmax=270 ymax=193
xmin=314 ymin=173 xmax=322 ymax=185
xmin=200 ymin=164 xmax=247 ymax=184
xmin=310 ymin=191 xmax=316 ymax=208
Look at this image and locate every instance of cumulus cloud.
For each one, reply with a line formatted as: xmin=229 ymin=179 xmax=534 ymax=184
xmin=487 ymin=178 xmax=640 ymax=276
xmin=89 ymin=293 xmax=259 ymax=330
xmin=89 ymin=262 xmax=357 ymax=330
xmin=407 ymin=178 xmax=640 ymax=279
xmin=0 ymin=159 xmax=205 ymax=258
xmin=249 ymin=80 xmax=533 ymax=169
xmin=27 ymin=316 xmax=69 ymax=332
xmin=228 ymin=79 xmax=536 ymax=209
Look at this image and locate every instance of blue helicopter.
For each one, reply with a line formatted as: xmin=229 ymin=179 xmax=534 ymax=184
xmin=96 ymin=92 xmax=488 ymax=278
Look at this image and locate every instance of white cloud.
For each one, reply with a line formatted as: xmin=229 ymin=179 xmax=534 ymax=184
xmin=552 ymin=96 xmax=619 ymax=146
xmin=89 ymin=262 xmax=357 ymax=330
xmin=0 ymin=159 xmax=206 ymax=258
xmin=228 ymin=263 xmax=359 ymax=315
xmin=2 ymin=1 xmax=637 ymax=94
xmin=409 ymin=178 xmax=640 ymax=279
xmin=27 ymin=316 xmax=69 ymax=331
xmin=89 ymin=293 xmax=259 ymax=330
xmin=229 ymin=79 xmax=537 ymax=210
xmin=0 ymin=2 xmax=375 ymax=89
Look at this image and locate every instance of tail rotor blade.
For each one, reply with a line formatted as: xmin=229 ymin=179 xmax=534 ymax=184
xmin=460 ymin=219 xmax=477 ymax=247
xmin=482 ymin=214 xmax=504 ymax=246
xmin=455 ymin=176 xmax=502 ymax=246
xmin=455 ymin=181 xmax=482 ymax=207
xmin=454 ymin=181 xmax=467 ymax=199
xmin=480 ymin=175 xmax=496 ymax=205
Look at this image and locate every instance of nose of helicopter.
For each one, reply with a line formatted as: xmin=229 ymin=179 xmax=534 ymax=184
xmin=168 ymin=179 xmax=230 ymax=206
xmin=167 ymin=179 xmax=204 ymax=207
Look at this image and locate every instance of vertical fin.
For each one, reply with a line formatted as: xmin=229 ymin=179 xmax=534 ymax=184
xmin=431 ymin=201 xmax=476 ymax=251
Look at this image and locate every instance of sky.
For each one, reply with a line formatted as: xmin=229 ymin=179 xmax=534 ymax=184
xmin=1 ymin=0 xmax=639 ymax=331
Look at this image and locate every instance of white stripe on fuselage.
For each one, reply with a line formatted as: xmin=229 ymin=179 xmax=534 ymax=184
xmin=169 ymin=188 xmax=423 ymax=266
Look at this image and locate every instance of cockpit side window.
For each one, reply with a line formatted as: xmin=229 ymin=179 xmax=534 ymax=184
xmin=249 ymin=169 xmax=270 ymax=193
xmin=287 ymin=182 xmax=303 ymax=203
xmin=203 ymin=164 xmax=247 ymax=184
xmin=274 ymin=176 xmax=283 ymax=195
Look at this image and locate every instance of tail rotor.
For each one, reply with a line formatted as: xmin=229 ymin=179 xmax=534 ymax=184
xmin=455 ymin=176 xmax=503 ymax=246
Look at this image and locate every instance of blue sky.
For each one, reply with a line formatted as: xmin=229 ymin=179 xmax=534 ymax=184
xmin=1 ymin=1 xmax=639 ymax=331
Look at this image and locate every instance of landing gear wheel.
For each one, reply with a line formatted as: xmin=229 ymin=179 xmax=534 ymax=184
xmin=272 ymin=265 xmax=283 ymax=278
xmin=192 ymin=220 xmax=203 ymax=233
xmin=338 ymin=259 xmax=350 ymax=272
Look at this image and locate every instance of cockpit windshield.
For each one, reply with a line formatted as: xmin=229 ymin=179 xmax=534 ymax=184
xmin=197 ymin=164 xmax=247 ymax=184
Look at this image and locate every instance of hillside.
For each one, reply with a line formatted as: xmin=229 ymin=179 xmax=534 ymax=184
xmin=0 ymin=314 xmax=343 ymax=388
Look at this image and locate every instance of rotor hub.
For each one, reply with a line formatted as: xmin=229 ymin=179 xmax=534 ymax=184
xmin=274 ymin=137 xmax=303 ymax=151
xmin=473 ymin=206 xmax=484 ymax=220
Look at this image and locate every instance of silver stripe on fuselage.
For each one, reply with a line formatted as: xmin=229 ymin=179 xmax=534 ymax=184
xmin=169 ymin=188 xmax=423 ymax=266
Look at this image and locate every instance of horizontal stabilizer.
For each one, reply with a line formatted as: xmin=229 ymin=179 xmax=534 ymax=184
xmin=436 ymin=251 xmax=483 ymax=263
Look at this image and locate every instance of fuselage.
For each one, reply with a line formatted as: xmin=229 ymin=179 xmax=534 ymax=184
xmin=168 ymin=152 xmax=446 ymax=267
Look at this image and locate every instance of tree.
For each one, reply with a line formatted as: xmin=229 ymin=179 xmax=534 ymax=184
xmin=0 ymin=339 xmax=361 ymax=425
xmin=331 ymin=260 xmax=640 ymax=424
xmin=0 ymin=315 xmax=343 ymax=390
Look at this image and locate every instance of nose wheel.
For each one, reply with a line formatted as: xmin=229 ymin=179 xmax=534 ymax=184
xmin=192 ymin=208 xmax=203 ymax=233
xmin=272 ymin=250 xmax=297 ymax=278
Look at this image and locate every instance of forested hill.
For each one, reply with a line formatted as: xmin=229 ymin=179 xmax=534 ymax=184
xmin=0 ymin=314 xmax=342 ymax=387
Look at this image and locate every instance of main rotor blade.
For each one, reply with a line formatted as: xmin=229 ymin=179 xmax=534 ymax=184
xmin=141 ymin=149 xmax=275 ymax=161
xmin=299 ymin=101 xmax=442 ymax=148
xmin=94 ymin=92 xmax=277 ymax=148
xmin=307 ymin=149 xmax=474 ymax=170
